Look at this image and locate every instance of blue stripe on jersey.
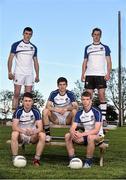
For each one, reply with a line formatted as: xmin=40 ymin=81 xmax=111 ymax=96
xmin=91 ymin=107 xmax=102 ymax=122
xmin=10 ymin=40 xmax=22 ymax=54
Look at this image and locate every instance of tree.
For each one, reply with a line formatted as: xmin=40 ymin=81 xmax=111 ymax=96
xmin=107 ymin=68 xmax=126 ymax=123
xmin=0 ymin=90 xmax=13 ymax=120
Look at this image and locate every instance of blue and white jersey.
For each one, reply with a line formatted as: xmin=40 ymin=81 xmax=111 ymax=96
xmin=84 ymin=43 xmax=111 ymax=76
xmin=10 ymin=40 xmax=37 ymax=75
xmin=75 ymin=107 xmax=103 ymax=136
xmin=13 ymin=106 xmax=41 ymax=129
xmin=48 ymin=89 xmax=76 ymax=108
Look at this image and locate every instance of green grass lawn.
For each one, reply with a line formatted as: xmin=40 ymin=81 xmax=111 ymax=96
xmin=0 ymin=125 xmax=126 ymax=179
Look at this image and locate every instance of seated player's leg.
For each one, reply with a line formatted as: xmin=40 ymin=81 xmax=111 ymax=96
xmin=66 ymin=109 xmax=77 ymax=125
xmin=84 ymin=134 xmax=100 ymax=168
xmin=11 ymin=131 xmax=20 ymax=160
xmin=43 ymin=108 xmax=59 ymax=141
xmin=30 ymin=132 xmax=46 ymax=166
xmin=65 ymin=133 xmax=76 ymax=162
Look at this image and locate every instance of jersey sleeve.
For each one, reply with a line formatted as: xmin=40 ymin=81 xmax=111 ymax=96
xmin=74 ymin=110 xmax=82 ymax=123
xmin=84 ymin=46 xmax=89 ymax=59
xmin=92 ymin=107 xmax=102 ymax=122
xmin=10 ymin=43 xmax=17 ymax=54
xmin=48 ymin=91 xmax=57 ymax=102
xmin=13 ymin=107 xmax=22 ymax=119
xmin=33 ymin=46 xmax=37 ymax=58
xmin=10 ymin=41 xmax=21 ymax=54
xmin=67 ymin=91 xmax=76 ymax=102
xmin=33 ymin=108 xmax=41 ymax=120
xmin=105 ymin=45 xmax=111 ymax=56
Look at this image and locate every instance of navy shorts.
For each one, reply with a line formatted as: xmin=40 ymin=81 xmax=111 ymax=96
xmin=84 ymin=76 xmax=107 ymax=89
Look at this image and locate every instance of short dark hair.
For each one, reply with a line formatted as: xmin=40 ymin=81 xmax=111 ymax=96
xmin=92 ymin=28 xmax=102 ymax=36
xmin=23 ymin=27 xmax=33 ymax=34
xmin=23 ymin=92 xmax=33 ymax=99
xmin=57 ymin=77 xmax=68 ymax=85
xmin=81 ymin=91 xmax=92 ymax=99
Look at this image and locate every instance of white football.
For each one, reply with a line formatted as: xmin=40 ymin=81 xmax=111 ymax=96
xmin=69 ymin=158 xmax=83 ymax=169
xmin=13 ymin=155 xmax=27 ymax=168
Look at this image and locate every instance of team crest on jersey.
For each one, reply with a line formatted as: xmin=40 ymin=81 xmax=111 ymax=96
xmin=100 ymin=47 xmax=103 ymax=50
xmin=30 ymin=47 xmax=33 ymax=50
xmin=91 ymin=115 xmax=94 ymax=121
xmin=31 ymin=115 xmax=34 ymax=120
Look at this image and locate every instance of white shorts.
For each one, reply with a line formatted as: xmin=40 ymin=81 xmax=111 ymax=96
xmin=20 ymin=133 xmax=31 ymax=144
xmin=53 ymin=111 xmax=70 ymax=125
xmin=14 ymin=74 xmax=34 ymax=86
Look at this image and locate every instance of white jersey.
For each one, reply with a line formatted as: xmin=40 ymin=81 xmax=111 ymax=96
xmin=48 ymin=89 xmax=76 ymax=108
xmin=84 ymin=43 xmax=111 ymax=76
xmin=10 ymin=40 xmax=37 ymax=75
xmin=13 ymin=106 xmax=41 ymax=129
xmin=75 ymin=107 xmax=104 ymax=136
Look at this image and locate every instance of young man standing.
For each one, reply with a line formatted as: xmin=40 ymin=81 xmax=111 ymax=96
xmin=8 ymin=27 xmax=39 ymax=111
xmin=81 ymin=28 xmax=112 ymax=125
xmin=11 ymin=92 xmax=45 ymax=166
xmin=65 ymin=91 xmax=104 ymax=168
xmin=43 ymin=77 xmax=78 ymax=141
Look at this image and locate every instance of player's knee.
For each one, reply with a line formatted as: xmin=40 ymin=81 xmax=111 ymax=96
xmin=42 ymin=108 xmax=50 ymax=116
xmin=11 ymin=131 xmax=19 ymax=141
xmin=87 ymin=135 xmax=94 ymax=143
xmin=65 ymin=133 xmax=71 ymax=142
xmin=38 ymin=132 xmax=46 ymax=142
xmin=71 ymin=109 xmax=77 ymax=116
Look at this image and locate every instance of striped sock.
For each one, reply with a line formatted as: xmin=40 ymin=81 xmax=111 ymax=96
xmin=44 ymin=125 xmax=50 ymax=136
xmin=99 ymin=102 xmax=107 ymax=121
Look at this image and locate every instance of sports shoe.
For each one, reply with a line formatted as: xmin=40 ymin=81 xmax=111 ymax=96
xmin=33 ymin=158 xmax=40 ymax=166
xmin=45 ymin=135 xmax=52 ymax=142
xmin=83 ymin=158 xmax=93 ymax=168
xmin=83 ymin=162 xmax=91 ymax=168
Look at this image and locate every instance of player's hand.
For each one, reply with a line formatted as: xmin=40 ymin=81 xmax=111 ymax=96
xmin=35 ymin=76 xmax=39 ymax=83
xmin=26 ymin=128 xmax=34 ymax=136
xmin=104 ymin=73 xmax=110 ymax=81
xmin=8 ymin=72 xmax=14 ymax=80
xmin=59 ymin=108 xmax=67 ymax=115
xmin=73 ymin=131 xmax=82 ymax=139
xmin=81 ymin=74 xmax=85 ymax=82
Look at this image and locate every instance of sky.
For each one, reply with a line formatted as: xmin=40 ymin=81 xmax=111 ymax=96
xmin=0 ymin=0 xmax=126 ymax=100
